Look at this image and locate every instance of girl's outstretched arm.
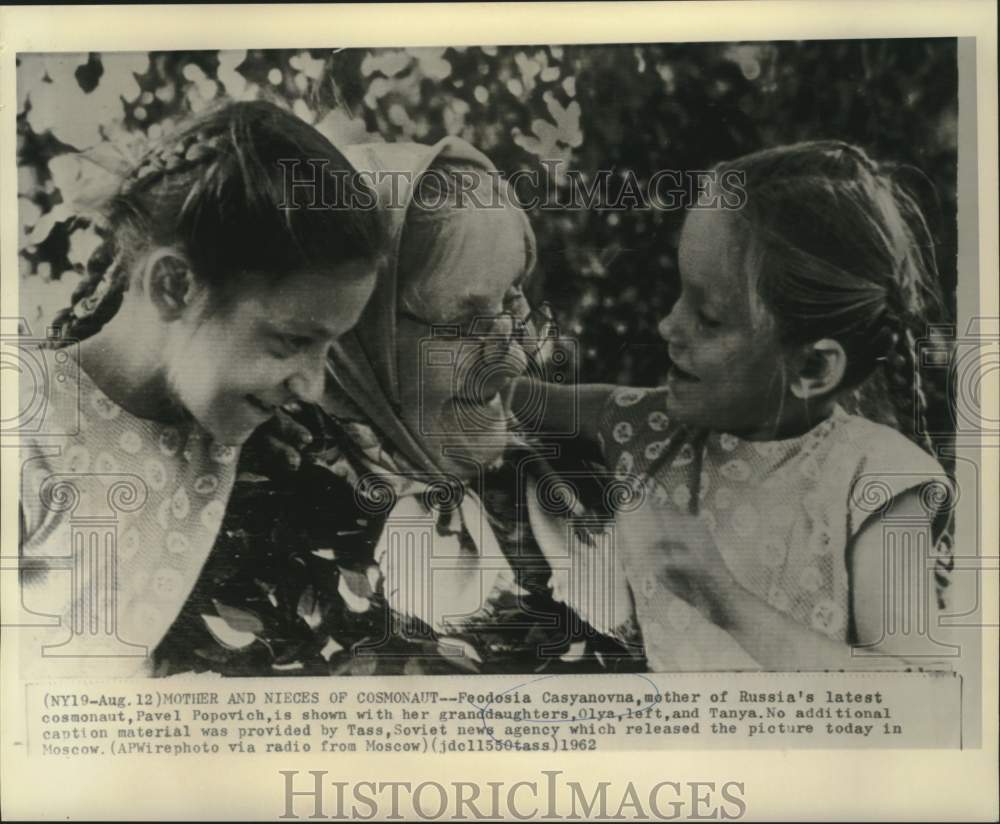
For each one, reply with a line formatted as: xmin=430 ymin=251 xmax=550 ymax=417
xmin=509 ymin=378 xmax=618 ymax=446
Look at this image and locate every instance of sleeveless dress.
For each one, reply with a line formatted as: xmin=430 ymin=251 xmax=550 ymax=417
xmin=596 ymin=387 xmax=951 ymax=671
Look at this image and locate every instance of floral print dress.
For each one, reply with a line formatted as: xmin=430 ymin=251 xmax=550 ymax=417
xmin=597 ymin=387 xmax=952 ymax=671
xmin=18 ymin=354 xmax=238 ymax=678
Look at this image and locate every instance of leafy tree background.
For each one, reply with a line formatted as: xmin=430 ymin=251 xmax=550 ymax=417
xmin=17 ymin=41 xmax=958 ymax=434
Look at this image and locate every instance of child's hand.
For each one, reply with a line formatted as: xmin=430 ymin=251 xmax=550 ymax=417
xmin=241 ymin=405 xmax=314 ymax=475
xmin=621 ymin=503 xmax=741 ymax=626
xmin=653 ymin=511 xmax=741 ymax=626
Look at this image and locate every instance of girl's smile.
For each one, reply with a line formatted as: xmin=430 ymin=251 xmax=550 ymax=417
xmin=166 ymin=263 xmax=376 ymax=446
xmin=667 ymin=362 xmax=700 ymax=384
xmin=81 ymin=258 xmax=377 ymax=448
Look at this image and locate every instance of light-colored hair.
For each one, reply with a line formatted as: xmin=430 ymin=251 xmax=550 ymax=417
xmin=396 ymin=160 xmax=537 ymax=319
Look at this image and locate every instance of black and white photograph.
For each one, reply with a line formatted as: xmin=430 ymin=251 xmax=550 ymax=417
xmin=2 ymin=2 xmax=997 ymax=821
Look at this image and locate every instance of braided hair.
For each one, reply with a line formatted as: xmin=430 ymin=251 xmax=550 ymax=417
xmin=715 ymin=140 xmax=954 ymax=605
xmin=715 ymin=141 xmax=947 ymax=454
xmin=51 ymin=100 xmax=381 ymax=344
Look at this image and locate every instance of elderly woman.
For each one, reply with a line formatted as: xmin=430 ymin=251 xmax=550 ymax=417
xmin=154 ymin=138 xmax=642 ymax=676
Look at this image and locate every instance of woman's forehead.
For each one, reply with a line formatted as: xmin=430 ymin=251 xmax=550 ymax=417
xmin=409 ymin=206 xmax=526 ymax=316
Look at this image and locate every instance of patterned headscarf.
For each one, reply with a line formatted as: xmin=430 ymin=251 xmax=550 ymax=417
xmin=325 ymin=138 xmax=514 ymax=467
xmin=317 ymin=138 xmax=523 ymax=630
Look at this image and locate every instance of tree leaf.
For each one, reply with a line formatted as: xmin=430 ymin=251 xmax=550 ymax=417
xmin=26 ymin=204 xmax=73 ymax=246
xmin=202 ymin=614 xmax=258 ymax=650
xmin=437 ymin=636 xmax=483 ymax=665
xmin=212 ymin=600 xmax=265 ymax=634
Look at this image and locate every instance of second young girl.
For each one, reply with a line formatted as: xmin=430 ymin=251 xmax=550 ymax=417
xmin=17 ymin=100 xmax=380 ymax=676
xmin=515 ymin=140 xmax=955 ymax=671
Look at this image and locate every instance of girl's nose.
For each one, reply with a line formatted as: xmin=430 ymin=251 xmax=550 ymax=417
xmin=658 ymin=307 xmax=679 ymax=343
xmin=287 ymin=351 xmax=327 ymax=404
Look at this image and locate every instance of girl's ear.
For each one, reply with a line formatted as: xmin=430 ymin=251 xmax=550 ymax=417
xmin=142 ymin=248 xmax=201 ymax=320
xmin=789 ymin=338 xmax=847 ymax=400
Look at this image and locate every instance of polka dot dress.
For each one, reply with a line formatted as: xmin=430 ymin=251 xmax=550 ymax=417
xmin=597 ymin=387 xmax=949 ymax=671
xmin=19 ymin=356 xmax=238 ymax=677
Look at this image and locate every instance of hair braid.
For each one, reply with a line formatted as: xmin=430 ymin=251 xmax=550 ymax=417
xmin=47 ymin=126 xmax=229 ymax=346
xmin=880 ymin=284 xmax=954 ymax=608
xmin=124 ymin=129 xmax=227 ymax=195
xmin=880 ymin=281 xmax=937 ymax=459
xmin=47 ymin=100 xmax=381 ymax=358
xmin=49 ymin=232 xmax=126 ymax=345
xmin=931 ymin=508 xmax=955 ymax=610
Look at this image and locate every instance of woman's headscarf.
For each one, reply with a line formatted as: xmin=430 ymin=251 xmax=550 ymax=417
xmin=319 ymin=138 xmax=634 ymax=640
xmin=318 ymin=138 xmax=522 ymax=631
xmin=326 ymin=137 xmax=505 ymax=472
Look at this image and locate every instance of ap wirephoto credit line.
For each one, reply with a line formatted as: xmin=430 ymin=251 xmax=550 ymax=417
xmin=1 ymin=2 xmax=997 ymax=821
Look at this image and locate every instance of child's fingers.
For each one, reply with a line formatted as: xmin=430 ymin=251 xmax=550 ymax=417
xmin=242 ymin=430 xmax=304 ymax=475
xmin=271 ymin=409 xmax=313 ymax=449
xmin=263 ymin=435 xmax=302 ymax=472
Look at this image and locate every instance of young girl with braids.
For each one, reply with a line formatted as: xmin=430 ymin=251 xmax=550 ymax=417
xmin=514 ymin=140 xmax=955 ymax=671
xmin=17 ymin=100 xmax=379 ymax=676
